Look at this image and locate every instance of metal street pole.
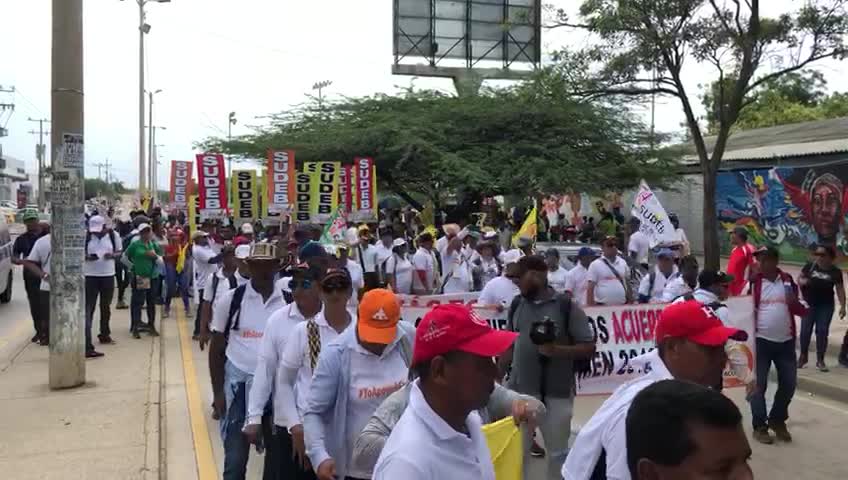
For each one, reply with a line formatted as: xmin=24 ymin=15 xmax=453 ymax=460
xmin=227 ymin=111 xmax=236 ymax=212
xmin=50 ymin=0 xmax=86 ymax=389
xmin=138 ymin=0 xmax=146 ymax=195
xmin=28 ymin=117 xmax=50 ymax=210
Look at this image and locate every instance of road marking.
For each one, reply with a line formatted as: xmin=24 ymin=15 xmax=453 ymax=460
xmin=176 ymin=310 xmax=219 ymax=479
xmin=796 ymin=390 xmax=848 ymax=416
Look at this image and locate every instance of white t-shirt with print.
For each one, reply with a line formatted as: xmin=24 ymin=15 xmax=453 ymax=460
xmin=84 ymin=231 xmax=122 ymax=277
xmin=548 ymin=267 xmax=569 ymax=294
xmin=756 ymin=278 xmax=793 ymax=342
xmin=565 ymin=264 xmax=591 ymax=307
xmin=27 ymin=234 xmax=52 ymax=292
xmin=346 ymin=342 xmax=409 ymax=479
xmin=385 ymin=254 xmax=414 ymax=295
xmin=587 ymin=256 xmax=629 ymax=305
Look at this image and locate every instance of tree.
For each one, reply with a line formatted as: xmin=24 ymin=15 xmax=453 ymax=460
xmin=552 ymin=0 xmax=848 ymax=269
xmin=84 ymin=178 xmax=126 ymax=200
xmin=203 ymin=84 xmax=676 ymax=215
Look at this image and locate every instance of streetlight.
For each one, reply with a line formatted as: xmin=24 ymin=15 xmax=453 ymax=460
xmin=121 ymin=0 xmax=170 ymax=196
xmin=227 ymin=112 xmax=236 ymax=209
xmin=146 ymin=88 xmax=163 ymax=195
xmin=312 ymin=80 xmax=332 ymax=108
xmin=144 ymin=125 xmax=166 ymax=200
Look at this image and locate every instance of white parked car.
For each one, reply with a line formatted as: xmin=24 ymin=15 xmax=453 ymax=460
xmin=0 ymin=214 xmax=12 ymax=303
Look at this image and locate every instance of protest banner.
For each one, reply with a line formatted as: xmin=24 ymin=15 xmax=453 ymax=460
xmin=398 ymin=293 xmax=756 ymax=395
xmin=232 ymin=170 xmax=258 ymax=226
xmin=195 ymin=153 xmax=228 ymax=219
xmin=320 ymin=206 xmax=348 ymax=244
xmin=267 ymin=149 xmax=296 ymax=214
xmin=169 ymin=160 xmax=193 ymax=211
xmin=631 ymin=180 xmax=678 ymax=247
xmin=295 ymin=163 xmax=316 ymax=223
xmin=308 ymin=161 xmax=340 ymax=224
xmin=339 ymin=164 xmax=354 ymax=213
xmin=352 ymin=157 xmax=377 ymax=222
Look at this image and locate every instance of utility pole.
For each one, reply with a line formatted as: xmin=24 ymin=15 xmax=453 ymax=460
xmin=227 ymin=111 xmax=236 ymax=211
xmin=0 ymin=86 xmax=15 ymax=138
xmin=104 ymin=158 xmax=112 ymax=184
xmin=312 ymin=80 xmax=332 ymax=109
xmin=28 ymin=118 xmax=51 ymax=210
xmin=50 ymin=0 xmax=86 ymax=389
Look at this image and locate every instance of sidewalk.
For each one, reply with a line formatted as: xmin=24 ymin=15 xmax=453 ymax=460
xmin=0 ymin=308 xmax=162 ymax=480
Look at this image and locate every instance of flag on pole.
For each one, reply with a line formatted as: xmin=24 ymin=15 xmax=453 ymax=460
xmin=320 ymin=206 xmax=348 ymax=244
xmin=512 ymin=206 xmax=537 ymax=247
xmin=630 ymin=180 xmax=677 ymax=248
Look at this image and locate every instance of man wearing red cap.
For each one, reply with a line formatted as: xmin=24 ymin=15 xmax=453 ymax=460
xmin=372 ymin=304 xmax=519 ymax=480
xmin=562 ymin=300 xmax=747 ymax=480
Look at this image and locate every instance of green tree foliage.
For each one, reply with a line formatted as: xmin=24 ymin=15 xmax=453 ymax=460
xmin=84 ymin=178 xmax=126 ymax=200
xmin=549 ymin=0 xmax=848 ymax=268
xmin=702 ymin=70 xmax=847 ymax=132
xmin=204 ymin=83 xmax=674 ymax=210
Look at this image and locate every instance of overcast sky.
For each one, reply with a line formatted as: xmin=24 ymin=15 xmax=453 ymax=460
xmin=1 ymin=0 xmax=846 ymax=189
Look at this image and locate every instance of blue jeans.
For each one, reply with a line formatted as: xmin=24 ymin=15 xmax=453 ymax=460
xmin=221 ymin=361 xmax=253 ymax=480
xmin=800 ymin=303 xmax=834 ymax=361
xmin=164 ymin=264 xmax=190 ymax=312
xmin=749 ymin=338 xmax=797 ymax=429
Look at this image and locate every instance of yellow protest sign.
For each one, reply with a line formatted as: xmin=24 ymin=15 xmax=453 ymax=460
xmin=231 ymin=170 xmax=258 ymax=226
xmin=307 ymin=161 xmax=340 ymax=224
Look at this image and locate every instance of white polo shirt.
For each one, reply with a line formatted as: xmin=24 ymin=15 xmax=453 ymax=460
xmin=563 ymin=350 xmax=673 ymax=480
xmin=565 ymin=264 xmax=591 ymax=307
xmin=210 ymin=282 xmax=286 ymax=374
xmin=84 ymin=231 xmax=122 ymax=277
xmin=587 ymin=256 xmax=629 ymax=305
xmin=756 ymin=277 xmax=793 ymax=342
xmin=373 ymin=380 xmax=496 ymax=480
xmin=246 ymin=302 xmax=324 ymax=427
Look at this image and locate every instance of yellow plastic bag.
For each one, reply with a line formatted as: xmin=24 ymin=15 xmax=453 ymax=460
xmin=176 ymin=243 xmax=188 ymax=274
xmin=481 ymin=417 xmax=523 ymax=480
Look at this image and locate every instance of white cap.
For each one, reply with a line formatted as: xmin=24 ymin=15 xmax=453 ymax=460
xmin=502 ymin=249 xmax=522 ymax=265
xmin=88 ymin=215 xmax=106 ymax=233
xmin=391 ymin=238 xmax=407 ymax=248
xmin=234 ymin=244 xmax=251 ymax=260
xmin=241 ymin=223 xmax=254 ymax=234
xmin=137 ymin=223 xmax=152 ymax=232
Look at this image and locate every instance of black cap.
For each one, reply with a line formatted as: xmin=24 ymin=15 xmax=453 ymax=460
xmin=754 ymin=246 xmax=779 ymax=260
xmin=698 ymin=270 xmax=734 ymax=289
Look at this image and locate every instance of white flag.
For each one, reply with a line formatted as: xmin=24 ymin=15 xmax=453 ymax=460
xmin=631 ymin=180 xmax=678 ymax=248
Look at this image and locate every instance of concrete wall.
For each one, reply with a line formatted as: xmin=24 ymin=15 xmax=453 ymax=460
xmin=651 ymin=174 xmax=705 ymax=255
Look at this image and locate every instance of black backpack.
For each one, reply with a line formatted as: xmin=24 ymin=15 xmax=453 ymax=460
xmin=210 ymin=273 xmax=238 ymax=304
xmin=223 ymin=284 xmax=248 ymax=340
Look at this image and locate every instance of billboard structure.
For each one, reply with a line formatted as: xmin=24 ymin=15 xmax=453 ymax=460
xmin=393 ymin=0 xmax=541 ymax=84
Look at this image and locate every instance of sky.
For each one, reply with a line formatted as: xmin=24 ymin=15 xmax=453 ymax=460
xmin=1 ymin=0 xmax=846 ymax=190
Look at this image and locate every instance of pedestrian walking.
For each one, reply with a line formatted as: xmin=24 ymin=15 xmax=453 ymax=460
xmin=114 ymin=216 xmax=135 ymax=309
xmin=627 ymin=219 xmax=650 ymax=272
xmin=355 ymin=225 xmax=379 ymax=290
xmin=11 ymin=210 xmax=45 ymax=342
xmin=497 ymin=255 xmax=595 ymax=480
xmin=563 ymin=300 xmax=747 ymax=479
xmin=587 ymin=236 xmax=631 ymax=306
xmin=372 ymin=304 xmax=521 ymax=480
xmin=192 ymin=230 xmax=224 ymax=339
xmin=661 ymin=255 xmax=699 ymax=302
xmin=126 ymin=223 xmax=163 ymax=338
xmin=637 ymin=249 xmax=678 ymax=303
xmin=198 ymin=245 xmax=250 ymax=351
xmin=471 ymin=240 xmax=502 ymax=291
xmin=412 ymin=232 xmax=438 ymax=294
xmin=303 ymin=288 xmax=415 ymax=480
xmin=478 ymin=251 xmax=522 ymax=311
xmin=163 ymin=229 xmax=191 ymax=319
xmin=22 ymin=232 xmax=52 ymax=346
xmin=545 ymin=248 xmax=569 ymax=294
xmin=384 ymin=239 xmax=414 ymax=295
xmin=799 ymin=244 xmax=846 ymax=371
xmin=727 ymin=227 xmax=756 ymax=297
xmin=749 ymin=246 xmax=807 ymax=445
xmin=564 ymin=247 xmax=599 ymax=308
xmin=84 ymin=215 xmax=121 ymax=353
xmin=209 ymin=243 xmax=286 ymax=480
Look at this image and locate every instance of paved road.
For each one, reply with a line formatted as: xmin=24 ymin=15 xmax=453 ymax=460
xmin=0 ymin=266 xmax=35 ymax=369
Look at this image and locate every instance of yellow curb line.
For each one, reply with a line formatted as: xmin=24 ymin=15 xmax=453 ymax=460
xmin=176 ymin=310 xmax=219 ymax=479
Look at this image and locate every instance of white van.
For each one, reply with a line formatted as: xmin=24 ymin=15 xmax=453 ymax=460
xmin=0 ymin=215 xmax=12 ymax=303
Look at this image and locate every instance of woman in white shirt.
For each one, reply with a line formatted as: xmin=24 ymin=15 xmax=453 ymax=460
xmin=472 ymin=241 xmax=502 ymax=291
xmin=441 ymin=236 xmax=473 ymax=294
xmin=385 ymin=239 xmax=414 ymax=295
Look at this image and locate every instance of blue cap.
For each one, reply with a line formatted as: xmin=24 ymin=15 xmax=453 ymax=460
xmin=656 ymin=248 xmax=675 ymax=259
xmin=578 ymin=247 xmax=599 ymax=258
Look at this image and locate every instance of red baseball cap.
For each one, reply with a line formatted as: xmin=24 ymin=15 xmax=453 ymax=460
xmin=656 ymin=300 xmax=748 ymax=347
xmin=412 ymin=304 xmax=518 ymax=366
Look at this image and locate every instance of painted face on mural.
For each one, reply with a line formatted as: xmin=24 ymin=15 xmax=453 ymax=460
xmin=811 ymin=180 xmax=842 ymax=242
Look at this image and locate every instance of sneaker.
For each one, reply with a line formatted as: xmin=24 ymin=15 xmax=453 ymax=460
xmin=38 ymin=337 xmax=49 ymax=347
xmin=769 ymin=422 xmax=793 ymax=442
xmin=148 ymin=328 xmax=160 ymax=337
xmin=98 ymin=335 xmax=116 ymax=345
xmin=817 ymin=361 xmax=829 ymax=372
xmin=529 ymin=439 xmax=546 ymax=458
xmin=85 ymin=350 xmax=105 ymax=359
xmin=31 ymin=334 xmax=40 ymax=343
xmin=798 ymin=352 xmax=808 ymax=369
xmin=116 ymin=300 xmax=128 ymax=310
xmin=753 ymin=428 xmax=774 ymax=445
xmin=132 ymin=330 xmax=141 ymax=339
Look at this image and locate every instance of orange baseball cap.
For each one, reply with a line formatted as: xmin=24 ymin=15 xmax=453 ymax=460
xmin=358 ymin=289 xmax=402 ymax=345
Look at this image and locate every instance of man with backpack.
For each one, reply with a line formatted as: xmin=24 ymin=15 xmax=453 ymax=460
xmin=496 ymin=255 xmax=595 ymax=480
xmin=198 ymin=245 xmax=250 ymax=351
xmin=587 ymin=236 xmax=631 ymax=306
xmin=84 ymin=215 xmax=121 ymax=353
xmin=208 ymin=243 xmax=286 ymax=480
xmin=637 ymin=249 xmax=678 ymax=304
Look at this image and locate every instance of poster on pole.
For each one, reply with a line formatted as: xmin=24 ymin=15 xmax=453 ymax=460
xmin=170 ymin=160 xmax=193 ymax=211
xmin=267 ymin=149 xmax=296 ymax=214
xmin=631 ymin=180 xmax=678 ymax=247
xmin=352 ymin=157 xmax=377 ymax=222
xmin=294 ymin=164 xmax=315 ymax=223
xmin=309 ymin=161 xmax=340 ymax=224
xmin=339 ymin=164 xmax=354 ymax=214
xmin=195 ymin=153 xmax=228 ymax=219
xmin=232 ymin=170 xmax=258 ymax=226
xmin=61 ymin=132 xmax=84 ymax=169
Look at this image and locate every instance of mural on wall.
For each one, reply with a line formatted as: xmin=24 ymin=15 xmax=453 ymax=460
xmin=716 ymin=164 xmax=848 ymax=264
xmin=541 ymin=192 xmax=625 ymax=227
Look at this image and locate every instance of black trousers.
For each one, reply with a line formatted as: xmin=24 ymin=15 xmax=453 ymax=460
xmin=38 ymin=290 xmax=50 ymax=342
xmin=130 ymin=277 xmax=157 ymax=332
xmin=23 ymin=273 xmax=42 ymax=337
xmin=263 ymin=425 xmax=317 ymax=480
xmin=115 ymin=262 xmax=130 ymax=301
xmin=86 ymin=276 xmax=115 ymax=342
xmin=194 ymin=288 xmax=204 ymax=335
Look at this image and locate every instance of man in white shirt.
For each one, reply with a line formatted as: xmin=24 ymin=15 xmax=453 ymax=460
xmin=84 ymin=215 xmax=121 ymax=355
xmin=192 ymin=231 xmax=223 ymax=339
xmin=208 ymin=243 xmax=286 ymax=480
xmin=413 ymin=232 xmax=438 ymax=294
xmin=373 ymin=304 xmax=519 ymax=480
xmin=627 ymin=220 xmax=650 ymax=271
xmin=374 ymin=230 xmax=394 ymax=284
xmin=587 ymin=237 xmax=630 ymax=306
xmin=441 ymin=235 xmax=473 ymax=294
xmin=478 ymin=262 xmax=521 ymax=311
xmin=637 ymin=249 xmax=678 ymax=304
xmin=198 ymin=246 xmax=250 ymax=351
xmin=660 ymin=255 xmax=699 ymax=302
xmin=563 ymin=300 xmax=748 ymax=480
xmin=435 ymin=223 xmax=461 ymax=261
xmin=565 ymin=247 xmax=598 ymax=307
xmin=355 ymin=225 xmax=379 ymax=290
xmin=748 ymin=247 xmax=802 ymax=445
xmin=23 ymin=233 xmax=52 ymax=346
xmin=545 ymin=248 xmax=569 ymax=294
xmin=245 ymin=262 xmax=326 ymax=479
xmin=340 ymin=245 xmax=366 ymax=316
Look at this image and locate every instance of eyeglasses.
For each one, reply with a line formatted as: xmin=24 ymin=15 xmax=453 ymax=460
xmin=289 ymin=279 xmax=313 ymax=290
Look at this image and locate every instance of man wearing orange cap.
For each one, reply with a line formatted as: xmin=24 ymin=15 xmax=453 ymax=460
xmin=304 ymin=289 xmax=415 ymax=480
xmin=563 ymin=300 xmax=748 ymax=480
xmin=372 ymin=304 xmax=519 ymax=480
